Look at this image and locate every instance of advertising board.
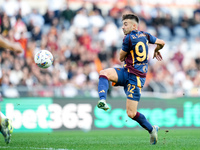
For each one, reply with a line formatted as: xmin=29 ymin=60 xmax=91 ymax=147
xmin=1 ymin=97 xmax=200 ymax=132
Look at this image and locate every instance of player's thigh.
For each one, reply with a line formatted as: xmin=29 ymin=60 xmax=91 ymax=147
xmin=99 ymin=68 xmax=118 ymax=83
xmin=126 ymin=99 xmax=138 ymax=118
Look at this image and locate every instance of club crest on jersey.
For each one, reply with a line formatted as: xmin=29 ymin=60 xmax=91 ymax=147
xmin=143 ymin=66 xmax=147 ymax=73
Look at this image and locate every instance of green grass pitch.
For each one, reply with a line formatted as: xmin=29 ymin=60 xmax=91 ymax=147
xmin=0 ymin=129 xmax=200 ymax=150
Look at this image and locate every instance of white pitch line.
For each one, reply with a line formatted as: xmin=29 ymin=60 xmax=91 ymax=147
xmin=0 ymin=146 xmax=73 ymax=150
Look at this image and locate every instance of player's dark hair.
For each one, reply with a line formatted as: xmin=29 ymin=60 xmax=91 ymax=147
xmin=122 ymin=14 xmax=139 ymax=23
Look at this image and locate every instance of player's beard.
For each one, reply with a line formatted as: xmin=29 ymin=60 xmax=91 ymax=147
xmin=123 ymin=30 xmax=127 ymax=35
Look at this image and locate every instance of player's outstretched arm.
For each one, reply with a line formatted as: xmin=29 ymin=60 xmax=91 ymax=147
xmin=154 ymin=39 xmax=165 ymax=50
xmin=0 ymin=35 xmax=23 ymax=54
xmin=153 ymin=39 xmax=165 ymax=61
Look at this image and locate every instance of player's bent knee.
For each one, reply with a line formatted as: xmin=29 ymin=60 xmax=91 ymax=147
xmin=127 ymin=110 xmax=137 ymax=118
xmin=99 ymin=70 xmax=108 ymax=76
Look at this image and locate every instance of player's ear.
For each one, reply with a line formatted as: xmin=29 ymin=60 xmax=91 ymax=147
xmin=133 ymin=23 xmax=137 ymax=30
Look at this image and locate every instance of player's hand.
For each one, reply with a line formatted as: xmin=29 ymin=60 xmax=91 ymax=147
xmin=13 ymin=43 xmax=23 ymax=54
xmin=153 ymin=50 xmax=163 ymax=61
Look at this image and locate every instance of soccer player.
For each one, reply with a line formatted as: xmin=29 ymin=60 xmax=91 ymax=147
xmin=0 ymin=35 xmax=23 ymax=144
xmin=97 ymin=14 xmax=165 ymax=145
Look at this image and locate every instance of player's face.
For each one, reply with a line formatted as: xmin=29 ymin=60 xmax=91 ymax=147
xmin=122 ymin=19 xmax=135 ymax=35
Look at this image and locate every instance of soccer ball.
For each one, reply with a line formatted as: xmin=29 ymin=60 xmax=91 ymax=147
xmin=34 ymin=50 xmax=53 ymax=69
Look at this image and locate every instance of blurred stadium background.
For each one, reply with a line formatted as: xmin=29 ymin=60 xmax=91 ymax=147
xmin=0 ymin=0 xmax=200 ymax=142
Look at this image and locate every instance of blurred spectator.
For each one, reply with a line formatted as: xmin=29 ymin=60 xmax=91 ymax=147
xmin=9 ymin=63 xmax=23 ymax=85
xmin=13 ymin=15 xmax=27 ymax=40
xmin=171 ymin=49 xmax=184 ymax=66
xmin=195 ymin=54 xmax=200 ymax=70
xmin=59 ymin=27 xmax=76 ymax=47
xmin=61 ymin=5 xmax=76 ymax=28
xmin=43 ymin=9 xmax=55 ymax=25
xmin=193 ymin=12 xmax=200 ymax=25
xmin=131 ymin=0 xmax=150 ymax=21
xmin=92 ymin=2 xmax=102 ymax=16
xmin=1 ymin=13 xmax=11 ymax=37
xmin=99 ymin=21 xmax=119 ymax=47
xmin=17 ymin=31 xmax=28 ymax=57
xmin=29 ymin=8 xmax=44 ymax=28
xmin=15 ymin=0 xmax=31 ymax=18
xmin=163 ymin=13 xmax=174 ymax=36
xmin=194 ymin=3 xmax=200 ymax=16
xmin=73 ymin=8 xmax=90 ymax=29
xmin=178 ymin=13 xmax=193 ymax=36
xmin=47 ymin=0 xmax=64 ymax=18
xmin=89 ymin=10 xmax=105 ymax=29
xmin=2 ymin=0 xmax=18 ymax=17
xmin=108 ymin=3 xmax=122 ymax=27
xmin=31 ymin=26 xmax=42 ymax=41
xmin=78 ymin=29 xmax=91 ymax=50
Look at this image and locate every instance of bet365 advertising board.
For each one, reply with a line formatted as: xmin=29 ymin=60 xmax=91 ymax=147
xmin=1 ymin=97 xmax=200 ymax=132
